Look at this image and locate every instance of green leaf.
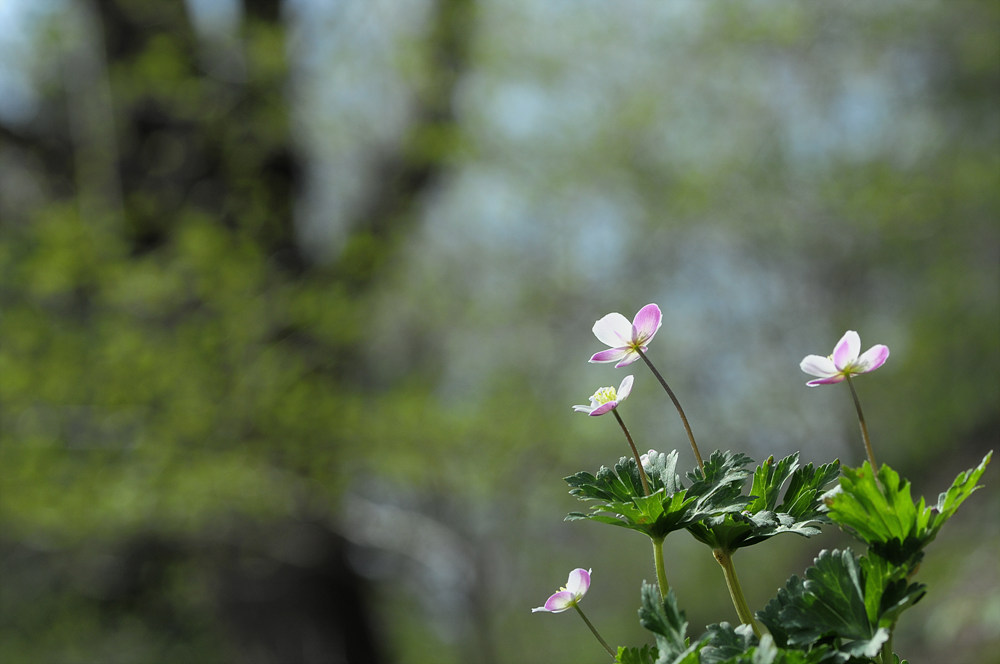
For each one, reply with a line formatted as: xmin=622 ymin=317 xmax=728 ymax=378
xmin=724 ymin=635 xmax=838 ymax=664
xmin=747 ymin=454 xmax=800 ymax=512
xmin=860 ymin=554 xmax=926 ymax=629
xmin=777 ymin=458 xmax=842 ymax=519
xmin=616 ymin=645 xmax=658 ymax=664
xmin=756 ymin=549 xmax=924 ymax=660
xmin=637 ymin=584 xmax=698 ymax=664
xmin=686 ymin=450 xmax=756 ymax=518
xmin=688 ymin=455 xmax=840 ymax=552
xmin=698 ymin=622 xmax=757 ymax=664
xmin=824 ymin=452 xmax=992 ymax=567
xmin=643 ymin=449 xmax=686 ymax=495
xmin=787 ymin=550 xmax=873 ymax=647
xmin=695 ymin=627 xmax=838 ymax=664
xmin=931 ymin=450 xmax=993 ymax=529
xmin=565 ymin=451 xmax=750 ymax=540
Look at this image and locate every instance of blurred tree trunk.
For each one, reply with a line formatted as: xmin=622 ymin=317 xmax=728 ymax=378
xmin=0 ymin=0 xmax=481 ymax=661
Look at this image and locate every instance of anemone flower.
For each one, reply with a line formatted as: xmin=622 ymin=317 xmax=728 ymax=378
xmin=573 ymin=376 xmax=634 ymax=416
xmin=800 ymin=330 xmax=889 ymax=386
xmin=589 ymin=303 xmax=662 ymax=368
xmin=531 ymin=568 xmax=591 ymax=613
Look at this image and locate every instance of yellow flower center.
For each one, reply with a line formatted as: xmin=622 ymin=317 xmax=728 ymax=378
xmin=591 ymin=386 xmax=618 ymax=405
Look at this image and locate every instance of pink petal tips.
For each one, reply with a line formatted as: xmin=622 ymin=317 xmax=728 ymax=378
xmin=800 ymin=330 xmax=889 ymax=386
xmin=531 ymin=568 xmax=592 ymax=613
xmin=589 ymin=304 xmax=663 ymax=368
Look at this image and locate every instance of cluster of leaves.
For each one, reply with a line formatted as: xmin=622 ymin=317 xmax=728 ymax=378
xmin=569 ymin=445 xmax=991 ymax=663
xmin=615 ymin=583 xmax=839 ymax=664
xmin=687 ymin=454 xmax=841 ymax=553
xmin=564 ymin=450 xmax=752 ymax=541
xmin=737 ymin=452 xmax=988 ymax=661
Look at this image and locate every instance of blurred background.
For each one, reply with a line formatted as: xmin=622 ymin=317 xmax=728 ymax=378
xmin=0 ymin=1 xmax=997 ymax=663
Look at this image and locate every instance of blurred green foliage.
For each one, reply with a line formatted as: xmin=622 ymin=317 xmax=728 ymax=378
xmin=0 ymin=1 xmax=997 ymax=663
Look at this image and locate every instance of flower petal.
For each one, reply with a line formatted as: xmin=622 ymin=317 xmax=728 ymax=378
xmin=616 ymin=375 xmax=634 ymax=401
xmin=541 ymin=590 xmax=576 ymax=613
xmin=832 ymin=331 xmax=861 ymax=370
xmin=855 ymin=344 xmax=889 ymax=373
xmin=572 ymin=404 xmax=595 ymax=414
xmin=800 ymin=354 xmax=837 ymax=377
xmin=631 ymin=304 xmax=662 ymax=344
xmin=590 ymin=347 xmax=630 ymax=364
xmin=593 ymin=313 xmax=634 ymax=347
xmin=589 ymin=401 xmax=617 ymax=416
xmin=565 ymin=568 xmax=591 ymax=597
xmin=806 ymin=375 xmax=846 ymax=386
xmin=614 ymin=349 xmax=643 ymax=368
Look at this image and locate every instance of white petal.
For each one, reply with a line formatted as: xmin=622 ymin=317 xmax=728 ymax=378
xmin=616 ymin=375 xmax=634 ymax=401
xmin=592 ymin=313 xmax=633 ymax=347
xmin=565 ymin=568 xmax=591 ymax=598
xmin=800 ymin=354 xmax=836 ymax=377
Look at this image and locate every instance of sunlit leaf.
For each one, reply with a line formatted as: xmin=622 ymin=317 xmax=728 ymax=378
xmin=824 ymin=452 xmax=992 ymax=567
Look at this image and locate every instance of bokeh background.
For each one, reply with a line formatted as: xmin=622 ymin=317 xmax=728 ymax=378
xmin=1 ymin=1 xmax=997 ymax=663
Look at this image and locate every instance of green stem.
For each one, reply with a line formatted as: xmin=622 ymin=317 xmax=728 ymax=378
xmin=713 ymin=549 xmax=762 ymax=638
xmin=635 ymin=348 xmax=705 ymax=471
xmin=652 ymin=537 xmax=670 ymax=600
xmin=845 ymin=375 xmax=878 ymax=473
xmin=613 ymin=409 xmax=652 ymax=496
xmin=880 ymin=627 xmax=894 ymax=664
xmin=573 ymin=604 xmax=616 ymax=659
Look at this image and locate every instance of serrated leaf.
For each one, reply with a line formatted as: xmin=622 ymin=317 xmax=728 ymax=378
xmin=616 ymin=644 xmax=658 ymax=664
xmin=715 ymin=634 xmax=839 ymax=664
xmin=791 ymin=550 xmax=871 ymax=645
xmin=747 ymin=455 xmax=799 ymax=512
xmin=932 ymin=450 xmax=992 ymax=528
xmin=638 ymin=584 xmax=696 ymax=664
xmin=686 ymin=450 xmax=755 ymax=509
xmin=643 ymin=449 xmax=685 ymax=495
xmin=688 ymin=455 xmax=840 ymax=552
xmin=861 ymin=554 xmax=926 ymax=628
xmin=825 ymin=452 xmax=991 ymax=567
xmin=698 ymin=622 xmax=757 ymax=664
xmin=756 ymin=549 xmax=922 ymax=661
xmin=778 ymin=459 xmax=841 ymax=519
xmin=565 ymin=452 xmax=750 ymax=540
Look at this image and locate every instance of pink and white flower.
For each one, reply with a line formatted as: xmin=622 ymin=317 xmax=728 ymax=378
xmin=573 ymin=376 xmax=634 ymax=416
xmin=800 ymin=330 xmax=889 ymax=386
xmin=589 ymin=303 xmax=663 ymax=367
xmin=531 ymin=568 xmax=592 ymax=613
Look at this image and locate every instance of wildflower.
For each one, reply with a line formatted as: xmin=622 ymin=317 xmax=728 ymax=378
xmin=589 ymin=303 xmax=662 ymax=368
xmin=573 ymin=376 xmax=634 ymax=416
xmin=531 ymin=568 xmax=592 ymax=613
xmin=800 ymin=330 xmax=889 ymax=386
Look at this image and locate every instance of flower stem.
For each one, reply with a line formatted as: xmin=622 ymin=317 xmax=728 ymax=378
xmin=880 ymin=627 xmax=895 ymax=664
xmin=636 ymin=348 xmax=705 ymax=471
xmin=845 ymin=375 xmax=878 ymax=472
xmin=713 ymin=549 xmax=762 ymax=638
xmin=613 ymin=409 xmax=652 ymax=496
xmin=652 ymin=537 xmax=670 ymax=600
xmin=573 ymin=604 xmax=616 ymax=659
